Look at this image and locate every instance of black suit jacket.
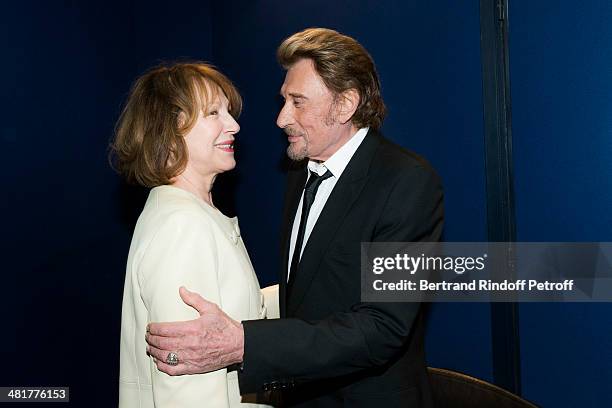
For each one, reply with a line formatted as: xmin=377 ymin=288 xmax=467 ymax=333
xmin=239 ymin=130 xmax=444 ymax=407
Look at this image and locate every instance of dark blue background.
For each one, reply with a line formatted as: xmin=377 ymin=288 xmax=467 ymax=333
xmin=2 ymin=1 xmax=610 ymax=406
xmin=510 ymin=0 xmax=612 ymax=406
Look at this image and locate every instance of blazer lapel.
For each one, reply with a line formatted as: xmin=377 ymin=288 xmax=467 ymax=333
xmin=286 ymin=131 xmax=382 ymax=315
xmin=279 ymin=162 xmax=308 ymax=317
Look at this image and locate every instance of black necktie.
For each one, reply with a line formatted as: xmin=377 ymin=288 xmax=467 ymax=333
xmin=287 ymin=169 xmax=333 ymax=291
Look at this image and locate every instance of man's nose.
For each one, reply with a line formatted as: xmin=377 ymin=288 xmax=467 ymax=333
xmin=276 ymin=102 xmax=292 ymax=129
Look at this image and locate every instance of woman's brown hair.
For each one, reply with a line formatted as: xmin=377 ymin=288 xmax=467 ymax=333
xmin=110 ymin=62 xmax=242 ymax=187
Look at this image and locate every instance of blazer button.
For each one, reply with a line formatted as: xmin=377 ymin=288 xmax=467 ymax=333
xmin=265 ymin=380 xmax=280 ymax=391
xmin=229 ymin=221 xmax=241 ymax=245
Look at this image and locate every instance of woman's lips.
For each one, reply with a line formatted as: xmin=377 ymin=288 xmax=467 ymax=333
xmin=214 ymin=141 xmax=234 ymax=152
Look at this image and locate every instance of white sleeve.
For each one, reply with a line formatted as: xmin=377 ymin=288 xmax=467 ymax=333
xmin=139 ymin=209 xmax=230 ymax=408
xmin=261 ymin=284 xmax=279 ymax=319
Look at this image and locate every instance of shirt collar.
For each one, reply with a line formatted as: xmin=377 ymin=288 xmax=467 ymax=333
xmin=307 ymin=127 xmax=369 ymax=178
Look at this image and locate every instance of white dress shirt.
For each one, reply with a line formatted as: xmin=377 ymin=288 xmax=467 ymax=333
xmin=287 ymin=127 xmax=369 ymax=281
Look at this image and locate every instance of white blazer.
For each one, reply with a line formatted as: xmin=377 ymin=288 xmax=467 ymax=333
xmin=119 ymin=185 xmax=270 ymax=408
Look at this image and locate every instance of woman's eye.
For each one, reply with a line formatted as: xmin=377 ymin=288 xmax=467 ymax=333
xmin=208 ymin=110 xmax=219 ymax=116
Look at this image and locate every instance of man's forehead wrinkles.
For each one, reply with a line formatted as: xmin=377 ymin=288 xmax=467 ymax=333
xmin=279 ymin=87 xmax=308 ymax=99
xmin=279 ymin=85 xmax=292 ymax=98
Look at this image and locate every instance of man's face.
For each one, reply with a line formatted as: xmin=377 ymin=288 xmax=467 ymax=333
xmin=277 ymin=59 xmax=346 ymax=161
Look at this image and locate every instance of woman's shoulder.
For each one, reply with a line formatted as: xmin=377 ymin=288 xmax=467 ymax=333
xmin=134 ymin=186 xmax=215 ymax=237
xmin=142 ymin=186 xmax=214 ymax=220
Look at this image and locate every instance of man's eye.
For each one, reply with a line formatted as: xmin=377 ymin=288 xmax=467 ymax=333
xmin=293 ymin=101 xmax=301 ymax=107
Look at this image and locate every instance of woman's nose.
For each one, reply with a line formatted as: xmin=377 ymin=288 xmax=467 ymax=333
xmin=225 ymin=114 xmax=240 ymax=134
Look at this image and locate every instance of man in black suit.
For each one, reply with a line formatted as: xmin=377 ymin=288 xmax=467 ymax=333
xmin=146 ymin=28 xmax=444 ymax=407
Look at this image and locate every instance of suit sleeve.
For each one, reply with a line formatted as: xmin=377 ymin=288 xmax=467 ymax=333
xmin=238 ymin=165 xmax=443 ymax=393
xmin=139 ymin=210 xmax=231 ymax=408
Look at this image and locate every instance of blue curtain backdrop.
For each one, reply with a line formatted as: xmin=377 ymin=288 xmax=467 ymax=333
xmin=2 ymin=1 xmax=215 ymax=405
xmin=509 ymin=1 xmax=612 ymax=406
xmin=2 ymin=1 xmax=610 ymax=407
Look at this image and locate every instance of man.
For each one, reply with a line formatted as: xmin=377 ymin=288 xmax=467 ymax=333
xmin=146 ymin=28 xmax=443 ymax=407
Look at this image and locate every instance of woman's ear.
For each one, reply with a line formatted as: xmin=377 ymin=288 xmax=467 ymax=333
xmin=177 ymin=111 xmax=187 ymax=131
xmin=336 ymin=89 xmax=360 ymax=125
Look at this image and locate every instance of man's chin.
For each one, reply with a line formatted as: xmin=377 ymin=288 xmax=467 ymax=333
xmin=287 ymin=145 xmax=309 ymax=161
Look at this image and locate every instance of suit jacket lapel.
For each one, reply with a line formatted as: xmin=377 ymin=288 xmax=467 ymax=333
xmin=286 ymin=130 xmax=382 ymax=315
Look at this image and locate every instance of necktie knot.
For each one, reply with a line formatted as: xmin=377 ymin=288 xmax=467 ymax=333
xmin=304 ymin=169 xmax=333 ymax=200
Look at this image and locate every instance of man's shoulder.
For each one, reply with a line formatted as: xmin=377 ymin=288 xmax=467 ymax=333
xmin=372 ymin=133 xmax=440 ymax=182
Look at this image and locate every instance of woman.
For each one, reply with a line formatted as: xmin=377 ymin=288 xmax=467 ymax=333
xmin=112 ymin=62 xmax=270 ymax=407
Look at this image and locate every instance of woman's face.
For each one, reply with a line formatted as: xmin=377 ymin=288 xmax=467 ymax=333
xmin=183 ymin=91 xmax=240 ymax=178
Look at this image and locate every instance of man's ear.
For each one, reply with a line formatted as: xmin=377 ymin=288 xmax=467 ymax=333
xmin=335 ymin=89 xmax=360 ymax=124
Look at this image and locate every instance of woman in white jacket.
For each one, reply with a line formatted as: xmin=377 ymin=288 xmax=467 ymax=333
xmin=112 ymin=62 xmax=271 ymax=408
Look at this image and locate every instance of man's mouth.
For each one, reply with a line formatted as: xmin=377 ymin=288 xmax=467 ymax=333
xmin=285 ymin=130 xmax=303 ymax=143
